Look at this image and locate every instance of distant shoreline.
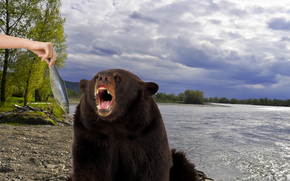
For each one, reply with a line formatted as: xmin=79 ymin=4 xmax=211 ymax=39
xmin=156 ymin=102 xmax=229 ymax=107
xmin=69 ymin=100 xmax=228 ymax=107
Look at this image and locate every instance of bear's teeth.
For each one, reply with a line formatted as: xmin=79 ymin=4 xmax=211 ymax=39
xmin=106 ymin=105 xmax=109 ymax=109
xmin=97 ymin=105 xmax=101 ymax=109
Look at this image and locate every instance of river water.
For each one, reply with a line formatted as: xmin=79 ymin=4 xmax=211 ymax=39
xmin=69 ymin=103 xmax=290 ymax=181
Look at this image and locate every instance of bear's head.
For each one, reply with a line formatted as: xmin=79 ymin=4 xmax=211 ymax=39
xmin=79 ymin=69 xmax=159 ymax=122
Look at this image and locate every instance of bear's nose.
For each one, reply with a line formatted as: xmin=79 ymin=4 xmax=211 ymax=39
xmin=98 ymin=75 xmax=109 ymax=82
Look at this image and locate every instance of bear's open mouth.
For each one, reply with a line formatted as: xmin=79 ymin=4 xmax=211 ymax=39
xmin=96 ymin=85 xmax=113 ymax=111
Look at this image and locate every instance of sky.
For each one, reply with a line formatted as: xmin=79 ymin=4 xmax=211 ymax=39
xmin=58 ymin=0 xmax=290 ymax=100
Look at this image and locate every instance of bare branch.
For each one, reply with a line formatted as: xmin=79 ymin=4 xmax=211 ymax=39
xmin=9 ymin=4 xmax=30 ymax=35
xmin=13 ymin=13 xmax=34 ymax=37
xmin=0 ymin=26 xmax=5 ymax=33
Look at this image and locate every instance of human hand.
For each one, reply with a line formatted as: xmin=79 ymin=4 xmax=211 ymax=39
xmin=28 ymin=41 xmax=56 ymax=68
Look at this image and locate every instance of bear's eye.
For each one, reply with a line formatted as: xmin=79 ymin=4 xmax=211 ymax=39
xmin=115 ymin=76 xmax=121 ymax=82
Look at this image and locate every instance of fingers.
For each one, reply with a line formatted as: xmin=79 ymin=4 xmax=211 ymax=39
xmin=29 ymin=41 xmax=57 ymax=68
xmin=40 ymin=42 xmax=56 ymax=68
xmin=28 ymin=41 xmax=57 ymax=68
xmin=49 ymin=51 xmax=56 ymax=68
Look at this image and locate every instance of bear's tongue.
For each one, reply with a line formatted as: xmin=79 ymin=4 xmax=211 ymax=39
xmin=99 ymin=100 xmax=111 ymax=109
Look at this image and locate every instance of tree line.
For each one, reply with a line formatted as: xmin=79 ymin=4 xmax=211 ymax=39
xmin=66 ymin=89 xmax=82 ymax=98
xmin=204 ymin=97 xmax=290 ymax=106
xmin=154 ymin=90 xmax=204 ymax=104
xmin=0 ymin=0 xmax=67 ymax=105
xmin=154 ymin=90 xmax=290 ymax=107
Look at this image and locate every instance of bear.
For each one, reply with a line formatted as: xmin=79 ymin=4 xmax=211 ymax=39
xmin=67 ymin=69 xmax=198 ymax=181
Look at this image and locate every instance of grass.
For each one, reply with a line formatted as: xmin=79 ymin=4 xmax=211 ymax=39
xmin=0 ymin=97 xmax=26 ymax=112
xmin=0 ymin=96 xmax=65 ymax=125
xmin=29 ymin=97 xmax=65 ymax=120
xmin=0 ymin=111 xmax=57 ymax=126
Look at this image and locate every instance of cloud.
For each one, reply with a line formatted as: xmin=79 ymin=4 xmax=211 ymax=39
xmin=209 ymin=19 xmax=222 ymax=25
xmin=268 ymin=17 xmax=290 ymax=31
xmin=89 ymin=39 xmax=122 ymax=56
xmin=59 ymin=0 xmax=290 ymax=100
xmin=229 ymin=8 xmax=247 ymax=17
xmin=130 ymin=11 xmax=159 ymax=23
xmin=281 ymin=36 xmax=290 ymax=41
xmin=251 ymin=6 xmax=265 ymax=14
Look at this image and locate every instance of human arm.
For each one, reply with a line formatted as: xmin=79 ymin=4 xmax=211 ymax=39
xmin=0 ymin=34 xmax=56 ymax=68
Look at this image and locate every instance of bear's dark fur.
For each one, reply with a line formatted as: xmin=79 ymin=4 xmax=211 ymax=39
xmin=67 ymin=69 xmax=198 ymax=181
xmin=170 ymin=149 xmax=199 ymax=181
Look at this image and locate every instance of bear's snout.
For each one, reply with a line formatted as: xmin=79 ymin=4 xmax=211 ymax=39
xmin=94 ymin=74 xmax=116 ymax=118
xmin=97 ymin=75 xmax=109 ymax=83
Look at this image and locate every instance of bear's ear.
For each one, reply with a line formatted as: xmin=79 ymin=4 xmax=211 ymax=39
xmin=79 ymin=79 xmax=89 ymax=94
xmin=143 ymin=82 xmax=159 ymax=97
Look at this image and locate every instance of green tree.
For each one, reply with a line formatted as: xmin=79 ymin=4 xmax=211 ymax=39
xmin=155 ymin=92 xmax=166 ymax=101
xmin=247 ymin=98 xmax=253 ymax=104
xmin=0 ymin=0 xmax=40 ymax=103
xmin=258 ymin=98 xmax=264 ymax=105
xmin=13 ymin=0 xmax=67 ymax=105
xmin=13 ymin=52 xmax=45 ymax=105
xmin=213 ymin=97 xmax=218 ymax=102
xmin=239 ymin=99 xmax=247 ymax=104
xmin=177 ymin=93 xmax=185 ymax=102
xmin=253 ymin=99 xmax=259 ymax=105
xmin=230 ymin=98 xmax=238 ymax=104
xmin=36 ymin=73 xmax=51 ymax=101
xmin=208 ymin=97 xmax=215 ymax=102
xmin=264 ymin=98 xmax=268 ymax=105
xmin=285 ymin=99 xmax=290 ymax=106
xmin=219 ymin=97 xmax=229 ymax=103
xmin=67 ymin=88 xmax=82 ymax=98
xmin=32 ymin=0 xmax=67 ymax=102
xmin=184 ymin=90 xmax=204 ymax=104
xmin=166 ymin=93 xmax=176 ymax=102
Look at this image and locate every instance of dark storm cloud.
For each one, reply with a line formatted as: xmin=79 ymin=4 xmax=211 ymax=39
xmin=161 ymin=35 xmax=278 ymax=86
xmin=130 ymin=11 xmax=159 ymax=23
xmin=281 ymin=36 xmax=290 ymax=41
xmin=59 ymin=0 xmax=290 ymax=100
xmin=161 ymin=36 xmax=231 ymax=70
xmin=228 ymin=69 xmax=276 ymax=85
xmin=270 ymin=60 xmax=290 ymax=77
xmin=89 ymin=39 xmax=122 ymax=56
xmin=268 ymin=17 xmax=290 ymax=31
xmin=170 ymin=45 xmax=225 ymax=70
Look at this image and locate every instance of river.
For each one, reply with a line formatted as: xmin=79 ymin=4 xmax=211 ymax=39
xmin=69 ymin=103 xmax=290 ymax=181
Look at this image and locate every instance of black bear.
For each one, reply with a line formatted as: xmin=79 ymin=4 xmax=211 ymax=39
xmin=67 ymin=69 xmax=198 ymax=181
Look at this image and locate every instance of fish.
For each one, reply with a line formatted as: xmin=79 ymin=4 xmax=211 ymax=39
xmin=48 ymin=58 xmax=70 ymax=114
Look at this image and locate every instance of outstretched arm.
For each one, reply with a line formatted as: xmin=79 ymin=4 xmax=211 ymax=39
xmin=0 ymin=34 xmax=56 ymax=68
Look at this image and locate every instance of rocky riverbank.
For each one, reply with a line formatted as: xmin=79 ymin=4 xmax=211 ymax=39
xmin=0 ymin=106 xmax=215 ymax=181
xmin=0 ymin=124 xmax=73 ymax=181
xmin=0 ymin=123 xmax=215 ymax=181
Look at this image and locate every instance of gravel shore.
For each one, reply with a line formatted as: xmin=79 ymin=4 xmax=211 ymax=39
xmin=0 ymin=124 xmax=73 ymax=181
xmin=0 ymin=117 xmax=215 ymax=181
